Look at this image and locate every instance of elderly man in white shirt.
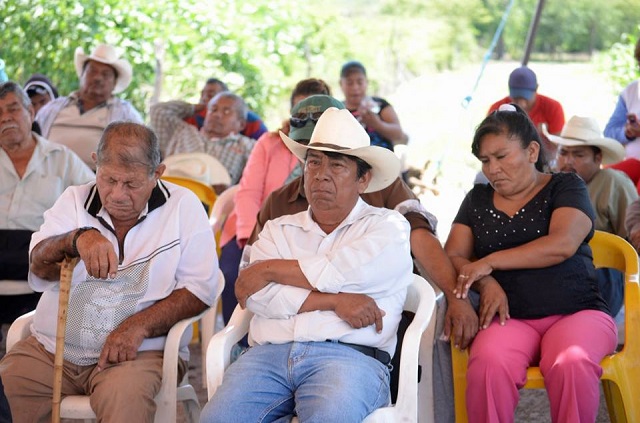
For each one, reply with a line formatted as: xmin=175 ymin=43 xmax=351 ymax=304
xmin=201 ymin=107 xmax=413 ymax=422
xmin=0 ymin=81 xmax=93 ymax=324
xmin=0 ymin=122 xmax=219 ymax=422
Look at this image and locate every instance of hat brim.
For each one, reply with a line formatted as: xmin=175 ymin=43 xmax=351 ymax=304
xmin=509 ymin=88 xmax=535 ymax=101
xmin=74 ymin=49 xmax=133 ymax=94
xmin=279 ymin=131 xmax=400 ymax=193
xmin=543 ymin=127 xmax=625 ymax=165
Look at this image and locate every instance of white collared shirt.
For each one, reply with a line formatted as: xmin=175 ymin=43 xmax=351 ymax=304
xmin=0 ymin=133 xmax=94 ymax=230
xmin=247 ymin=198 xmax=413 ymax=356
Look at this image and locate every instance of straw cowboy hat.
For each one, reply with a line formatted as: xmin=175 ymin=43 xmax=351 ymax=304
xmin=280 ymin=107 xmax=400 ymax=193
xmin=74 ymin=44 xmax=133 ymax=94
xmin=163 ymin=152 xmax=231 ymax=186
xmin=543 ymin=116 xmax=625 ymax=165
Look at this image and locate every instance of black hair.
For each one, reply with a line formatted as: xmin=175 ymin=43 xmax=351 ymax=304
xmin=340 ymin=61 xmax=367 ymax=78
xmin=289 ymin=78 xmax=331 ymax=108
xmin=472 ymin=103 xmax=548 ymax=172
xmin=205 ymin=78 xmax=228 ymax=91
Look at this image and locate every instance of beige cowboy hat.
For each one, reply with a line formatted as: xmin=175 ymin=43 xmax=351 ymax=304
xmin=74 ymin=44 xmax=133 ymax=94
xmin=280 ymin=107 xmax=400 ymax=193
xmin=163 ymin=153 xmax=231 ymax=186
xmin=543 ymin=116 xmax=625 ymax=165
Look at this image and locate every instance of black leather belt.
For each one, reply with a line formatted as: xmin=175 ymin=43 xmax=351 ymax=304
xmin=327 ymin=340 xmax=391 ymax=365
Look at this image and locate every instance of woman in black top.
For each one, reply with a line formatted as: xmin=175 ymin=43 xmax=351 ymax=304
xmin=445 ymin=104 xmax=617 ymax=423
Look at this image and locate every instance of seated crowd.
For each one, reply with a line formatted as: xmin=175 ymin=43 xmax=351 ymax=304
xmin=0 ymin=37 xmax=638 ymax=423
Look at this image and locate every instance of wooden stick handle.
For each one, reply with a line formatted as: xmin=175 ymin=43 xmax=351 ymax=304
xmin=52 ymin=255 xmax=78 ymax=423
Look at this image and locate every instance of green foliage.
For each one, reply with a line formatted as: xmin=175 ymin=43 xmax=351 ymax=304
xmin=2 ymin=0 xmax=640 ymax=125
xmin=597 ymin=26 xmax=640 ymax=94
xmin=0 ymin=0 xmax=344 ymax=121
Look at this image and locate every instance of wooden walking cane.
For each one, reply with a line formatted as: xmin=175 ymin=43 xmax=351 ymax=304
xmin=52 ymin=255 xmax=78 ymax=423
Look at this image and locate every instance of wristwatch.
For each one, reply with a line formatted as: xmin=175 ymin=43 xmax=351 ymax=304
xmin=71 ymin=226 xmax=98 ymax=256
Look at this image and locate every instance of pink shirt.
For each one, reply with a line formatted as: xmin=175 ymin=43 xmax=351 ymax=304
xmin=220 ymin=131 xmax=299 ymax=246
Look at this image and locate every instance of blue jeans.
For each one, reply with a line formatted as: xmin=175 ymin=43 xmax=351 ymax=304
xmin=200 ymin=342 xmax=391 ymax=423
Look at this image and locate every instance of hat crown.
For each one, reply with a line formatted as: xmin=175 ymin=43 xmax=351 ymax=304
xmin=508 ymin=66 xmax=537 ymax=90
xmin=291 ymin=95 xmax=344 ymax=115
xmin=90 ymin=44 xmax=120 ymax=62
xmin=308 ymin=108 xmax=370 ymax=149
xmin=74 ymin=43 xmax=133 ymax=94
xmin=560 ymin=116 xmax=603 ymax=141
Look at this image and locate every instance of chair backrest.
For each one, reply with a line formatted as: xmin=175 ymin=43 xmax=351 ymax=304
xmin=206 ymin=274 xmax=437 ymax=422
xmin=161 ymin=175 xmax=217 ymax=217
xmin=210 ymin=184 xmax=238 ymax=235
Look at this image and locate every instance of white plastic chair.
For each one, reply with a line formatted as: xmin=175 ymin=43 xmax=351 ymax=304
xmin=206 ymin=274 xmax=437 ymax=422
xmin=6 ymin=272 xmax=224 ymax=423
xmin=0 ymin=280 xmax=34 ymax=295
xmin=199 ymin=270 xmax=225 ymax=389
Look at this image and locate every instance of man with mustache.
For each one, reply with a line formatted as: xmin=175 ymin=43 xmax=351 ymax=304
xmin=35 ymin=43 xmax=142 ymax=170
xmin=547 ymin=116 xmax=637 ymax=321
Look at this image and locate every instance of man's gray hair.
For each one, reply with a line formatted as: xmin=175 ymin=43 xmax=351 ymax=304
xmin=96 ymin=122 xmax=161 ymax=175
xmin=0 ymin=81 xmax=31 ymax=109
xmin=208 ymin=91 xmax=248 ymax=122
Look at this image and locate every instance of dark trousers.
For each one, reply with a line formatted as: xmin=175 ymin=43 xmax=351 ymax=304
xmin=219 ymin=238 xmax=244 ymax=325
xmin=596 ymin=267 xmax=624 ymax=317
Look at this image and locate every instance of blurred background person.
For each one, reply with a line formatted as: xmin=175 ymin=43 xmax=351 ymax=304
xmin=604 ymin=38 xmax=640 ymax=158
xmin=35 ymin=43 xmax=142 ymax=170
xmin=339 ymin=60 xmax=407 ymax=151
xmin=488 ymin=66 xmax=565 ymax=164
xmin=184 ymin=77 xmax=267 ymax=141
xmin=23 ymin=74 xmax=59 ymax=135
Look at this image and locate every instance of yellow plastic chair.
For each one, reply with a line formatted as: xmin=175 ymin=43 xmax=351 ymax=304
xmin=161 ymin=175 xmax=217 ymax=217
xmin=451 ymin=230 xmax=640 ymax=423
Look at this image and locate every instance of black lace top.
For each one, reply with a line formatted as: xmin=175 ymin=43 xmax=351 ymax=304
xmin=454 ymin=172 xmax=609 ymax=318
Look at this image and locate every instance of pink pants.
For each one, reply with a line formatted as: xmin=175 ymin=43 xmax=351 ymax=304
xmin=466 ymin=310 xmax=617 ymax=423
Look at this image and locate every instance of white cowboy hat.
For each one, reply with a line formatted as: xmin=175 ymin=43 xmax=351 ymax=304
xmin=543 ymin=116 xmax=625 ymax=165
xmin=280 ymin=107 xmax=400 ymax=193
xmin=163 ymin=152 xmax=231 ymax=186
xmin=74 ymin=44 xmax=133 ymax=94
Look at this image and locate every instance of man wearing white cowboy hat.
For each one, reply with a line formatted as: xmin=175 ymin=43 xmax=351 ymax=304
xmin=35 ymin=43 xmax=142 ymax=170
xmin=546 ymin=115 xmax=637 ymax=320
xmin=201 ymin=107 xmax=413 ymax=422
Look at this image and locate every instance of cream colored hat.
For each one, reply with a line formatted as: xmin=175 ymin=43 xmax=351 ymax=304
xmin=163 ymin=153 xmax=231 ymax=186
xmin=280 ymin=107 xmax=400 ymax=193
xmin=544 ymin=116 xmax=625 ymax=165
xmin=74 ymin=44 xmax=133 ymax=94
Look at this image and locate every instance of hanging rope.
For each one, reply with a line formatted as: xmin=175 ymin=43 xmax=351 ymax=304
xmin=462 ymin=0 xmax=516 ymax=109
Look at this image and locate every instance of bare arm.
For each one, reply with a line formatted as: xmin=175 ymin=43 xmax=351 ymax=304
xmin=444 ymin=224 xmax=510 ymax=332
xmin=30 ymin=231 xmax=76 ymax=281
xmin=411 ymin=228 xmax=478 ymax=349
xmin=97 ymin=288 xmax=207 ymax=370
xmin=30 ymin=228 xmax=118 ymax=281
xmin=450 ymin=207 xmax=592 ymax=296
xmin=298 ymin=291 xmax=384 ymax=333
xmin=359 ymin=104 xmax=406 ymax=145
